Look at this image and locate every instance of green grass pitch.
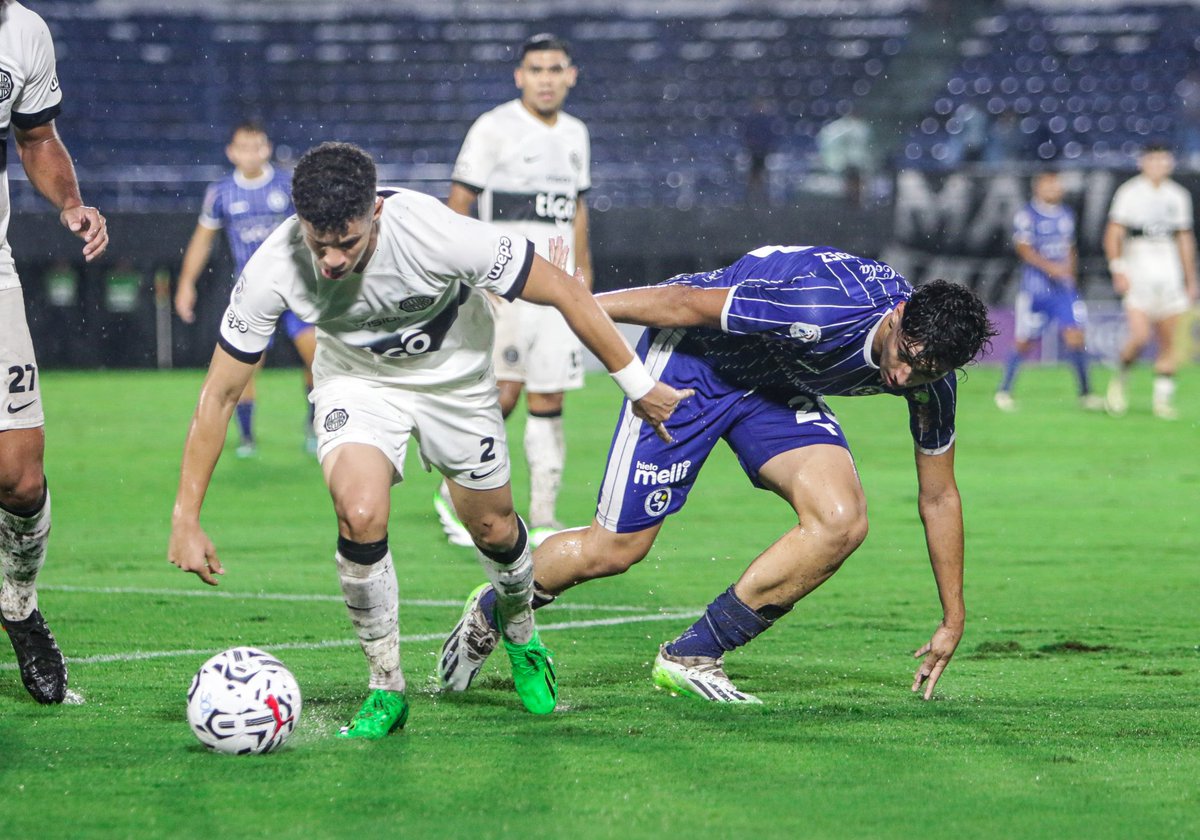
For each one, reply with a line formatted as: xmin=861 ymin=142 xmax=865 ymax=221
xmin=0 ymin=364 xmax=1197 ymax=839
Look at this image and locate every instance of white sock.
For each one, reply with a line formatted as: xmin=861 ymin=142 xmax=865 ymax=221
xmin=0 ymin=490 xmax=51 ymax=622
xmin=525 ymin=414 xmax=564 ymax=527
xmin=1153 ymin=375 xmax=1176 ymax=406
xmin=335 ymin=549 xmax=405 ymax=692
xmin=476 ymin=520 xmax=535 ymax=645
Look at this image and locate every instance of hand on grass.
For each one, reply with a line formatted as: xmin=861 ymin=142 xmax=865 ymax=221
xmin=912 ymin=621 xmax=962 ymax=700
xmin=168 ymin=521 xmax=225 ymax=586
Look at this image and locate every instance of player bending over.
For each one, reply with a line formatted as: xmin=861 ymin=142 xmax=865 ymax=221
xmin=440 ymin=243 xmax=995 ymax=704
xmin=167 ymin=143 xmax=689 ymax=737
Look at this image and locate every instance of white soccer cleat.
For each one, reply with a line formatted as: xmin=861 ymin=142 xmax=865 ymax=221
xmin=439 ymin=584 xmax=501 ymax=691
xmin=993 ymin=391 xmax=1017 ymax=413
xmin=1079 ymin=394 xmax=1105 ymax=412
xmin=433 ymin=485 xmax=474 ymax=548
xmin=651 ymin=645 xmax=762 ymax=704
xmin=1153 ymin=401 xmax=1179 ymax=421
xmin=1105 ymin=378 xmax=1128 ymax=416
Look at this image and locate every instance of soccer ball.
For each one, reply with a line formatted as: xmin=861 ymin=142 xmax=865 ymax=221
xmin=186 ymin=646 xmax=302 ymax=755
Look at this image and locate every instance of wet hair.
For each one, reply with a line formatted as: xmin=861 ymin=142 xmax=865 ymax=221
xmin=520 ymin=33 xmax=571 ymax=61
xmin=899 ymin=280 xmax=997 ymax=373
xmin=291 ymin=142 xmax=377 ymax=233
xmin=1141 ymin=141 xmax=1172 ymax=155
xmin=230 ymin=120 xmax=268 ymax=141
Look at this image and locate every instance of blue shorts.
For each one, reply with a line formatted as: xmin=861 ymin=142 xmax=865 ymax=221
xmin=1014 ymin=287 xmax=1085 ymax=342
xmin=595 ymin=329 xmax=849 ymax=533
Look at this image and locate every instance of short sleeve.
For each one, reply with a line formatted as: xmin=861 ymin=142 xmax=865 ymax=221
xmin=198 ymin=182 xmax=224 ymax=230
xmin=216 ymin=255 xmax=286 ymax=362
xmin=577 ymin=123 xmax=592 ymax=194
xmin=451 ymin=115 xmax=499 ymax=192
xmin=1171 ymin=186 xmax=1193 ymax=232
xmin=1108 ymin=183 xmax=1135 ymax=226
xmin=10 ymin=14 xmax=62 ymax=129
xmin=906 ymin=373 xmax=957 ymax=455
xmin=1012 ymin=208 xmax=1033 ymax=244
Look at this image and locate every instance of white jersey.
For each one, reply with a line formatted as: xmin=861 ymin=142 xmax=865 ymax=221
xmin=451 ymin=99 xmax=590 ymax=270
xmin=219 ymin=189 xmax=534 ymax=389
xmin=0 ymin=1 xmax=63 ymax=289
xmin=1108 ymin=174 xmax=1194 ymax=268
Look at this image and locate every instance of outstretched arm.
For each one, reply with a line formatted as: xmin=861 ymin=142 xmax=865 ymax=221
xmin=911 ymin=443 xmax=965 ymax=700
xmin=168 ymin=346 xmax=258 ymax=585
xmin=595 ymin=284 xmax=731 ymax=329
xmin=519 ymin=255 xmax=693 ymax=441
xmin=15 ymin=121 xmax=108 ymax=262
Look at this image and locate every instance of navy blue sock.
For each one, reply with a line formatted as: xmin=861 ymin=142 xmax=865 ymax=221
xmin=666 ymin=586 xmax=784 ymax=659
xmin=998 ymin=351 xmax=1021 ymax=393
xmin=478 ymin=583 xmax=555 ymax=632
xmin=1068 ymin=347 xmax=1091 ymax=396
xmin=235 ymin=402 xmax=254 ymax=443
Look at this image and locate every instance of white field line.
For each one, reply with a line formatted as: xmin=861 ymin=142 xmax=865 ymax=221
xmin=39 ymin=584 xmax=660 ymax=613
xmin=0 ymin=611 xmax=700 ymax=670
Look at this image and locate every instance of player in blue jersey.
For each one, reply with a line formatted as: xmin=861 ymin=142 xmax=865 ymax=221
xmin=440 ymin=242 xmax=996 ymax=704
xmin=174 ymin=121 xmax=318 ymax=456
xmin=995 ymin=172 xmax=1102 ymax=412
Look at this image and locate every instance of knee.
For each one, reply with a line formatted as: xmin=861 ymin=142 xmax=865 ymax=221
xmin=469 ymin=511 xmax=520 ymax=555
xmin=808 ymin=501 xmax=869 ymax=560
xmin=333 ymin=497 xmax=389 ymax=543
xmin=0 ymin=465 xmax=45 ymax=512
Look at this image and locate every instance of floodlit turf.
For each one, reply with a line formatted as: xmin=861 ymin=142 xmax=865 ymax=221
xmin=1 ymin=364 xmax=1197 ymax=839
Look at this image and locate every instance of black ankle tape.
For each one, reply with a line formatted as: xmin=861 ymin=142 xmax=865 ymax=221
xmin=756 ymin=603 xmax=793 ymax=623
xmin=528 ymin=408 xmax=563 ymax=419
xmin=337 ymin=535 xmax=389 ymax=565
xmin=479 ymin=518 xmax=528 ymax=565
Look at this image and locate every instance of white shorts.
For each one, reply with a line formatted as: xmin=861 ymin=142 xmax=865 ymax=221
xmin=492 ymin=297 xmax=585 ymax=393
xmin=310 ymin=372 xmax=510 ymax=490
xmin=0 ymin=287 xmax=44 ymax=431
xmin=1124 ymin=245 xmax=1190 ymax=320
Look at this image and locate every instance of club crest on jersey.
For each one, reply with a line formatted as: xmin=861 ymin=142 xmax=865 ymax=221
xmin=644 ymin=488 xmax=671 ymax=517
xmin=268 ymin=190 xmax=289 ymax=212
xmin=0 ymin=70 xmax=12 ymax=102
xmin=486 ymin=237 xmax=515 ymax=281
xmin=324 ymin=408 xmax=349 ymax=432
xmin=502 ymin=345 xmax=520 ymax=365
xmin=399 ymin=295 xmax=434 ymax=313
xmin=788 ymin=322 xmax=822 ymax=342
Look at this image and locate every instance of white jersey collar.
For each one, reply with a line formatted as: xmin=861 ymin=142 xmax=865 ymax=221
xmin=233 ymin=164 xmax=275 ymax=190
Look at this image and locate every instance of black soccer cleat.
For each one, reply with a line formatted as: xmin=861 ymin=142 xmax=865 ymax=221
xmin=2 ymin=608 xmax=68 ymax=704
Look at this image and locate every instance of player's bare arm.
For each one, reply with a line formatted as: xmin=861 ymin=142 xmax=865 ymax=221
xmin=911 ymin=443 xmax=966 ymax=701
xmin=519 ymin=255 xmax=693 ymax=441
xmin=1103 ymin=220 xmax=1130 ymax=296
xmin=596 ymin=284 xmax=731 ymax=329
xmin=168 ymin=346 xmax=258 ymax=585
xmin=1176 ymin=228 xmax=1199 ymax=300
xmin=15 ymin=121 xmax=108 ymax=262
xmin=1014 ymin=241 xmax=1073 ymax=283
xmin=573 ymin=197 xmax=594 ymax=291
xmin=174 ymin=224 xmax=221 ymax=323
xmin=446 ymin=182 xmax=479 ymax=216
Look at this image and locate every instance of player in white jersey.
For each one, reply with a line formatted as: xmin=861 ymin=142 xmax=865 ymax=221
xmin=166 ymin=143 xmax=689 ymax=738
xmin=0 ymin=0 xmax=108 ymax=705
xmin=1104 ymin=144 xmax=1199 ymax=419
xmin=439 ymin=33 xmax=593 ymax=548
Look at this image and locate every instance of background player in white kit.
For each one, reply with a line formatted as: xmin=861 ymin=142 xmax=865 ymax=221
xmin=1104 ymin=144 xmax=1199 ymax=419
xmin=439 ymin=33 xmax=592 ymax=548
xmin=167 ymin=143 xmax=688 ymax=738
xmin=0 ymin=0 xmax=108 ymax=704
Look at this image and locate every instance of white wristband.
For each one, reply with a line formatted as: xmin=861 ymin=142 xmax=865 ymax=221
xmin=1109 ymin=258 xmax=1127 ymax=274
xmin=611 ymin=358 xmax=656 ymax=401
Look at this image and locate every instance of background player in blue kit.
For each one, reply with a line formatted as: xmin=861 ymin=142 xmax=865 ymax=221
xmin=441 ymin=243 xmax=995 ymax=704
xmin=995 ymin=172 xmax=1102 ymax=412
xmin=174 ymin=121 xmax=317 ymax=456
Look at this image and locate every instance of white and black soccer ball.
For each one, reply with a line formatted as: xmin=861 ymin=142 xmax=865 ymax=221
xmin=186 ymin=646 xmax=302 ymax=755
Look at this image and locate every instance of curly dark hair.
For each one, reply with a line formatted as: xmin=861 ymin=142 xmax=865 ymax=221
xmin=292 ymin=142 xmax=377 ymax=234
xmin=900 ymin=279 xmax=998 ymax=373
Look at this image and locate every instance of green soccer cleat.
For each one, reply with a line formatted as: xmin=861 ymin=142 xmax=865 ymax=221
xmin=500 ymin=625 xmax=557 ymax=715
xmin=335 ymin=689 xmax=409 ymax=740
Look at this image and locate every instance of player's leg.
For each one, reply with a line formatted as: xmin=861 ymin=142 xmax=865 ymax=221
xmin=1151 ymin=312 xmax=1183 ymax=419
xmin=1108 ymin=305 xmax=1152 ymax=415
xmin=234 ymin=356 xmax=267 ymax=457
xmin=1057 ymin=292 xmax=1100 ymax=409
xmin=0 ymin=290 xmax=67 ymax=704
xmin=655 ymin=444 xmax=866 ymax=704
xmin=286 ymin=314 xmax=318 ymax=453
xmin=996 ymin=291 xmax=1038 ymax=411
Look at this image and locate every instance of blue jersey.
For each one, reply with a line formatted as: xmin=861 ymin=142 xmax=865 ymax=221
xmin=199 ymin=164 xmax=294 ymax=278
xmin=656 ymin=245 xmax=957 ymax=453
xmin=1012 ymin=200 xmax=1075 ymax=297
